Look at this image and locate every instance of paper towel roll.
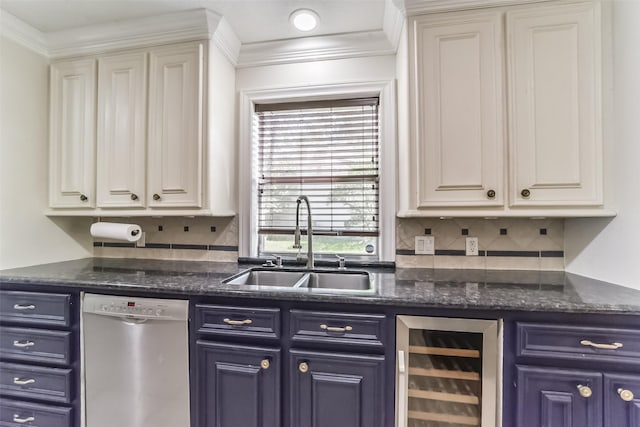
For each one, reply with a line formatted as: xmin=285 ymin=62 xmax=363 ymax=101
xmin=90 ymin=222 xmax=142 ymax=242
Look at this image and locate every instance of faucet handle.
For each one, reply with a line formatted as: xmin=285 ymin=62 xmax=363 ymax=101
xmin=263 ymin=256 xmax=283 ymax=268
xmin=336 ymin=254 xmax=346 ymax=270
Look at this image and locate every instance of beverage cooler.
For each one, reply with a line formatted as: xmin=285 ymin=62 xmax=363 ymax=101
xmin=396 ymin=316 xmax=502 ymax=427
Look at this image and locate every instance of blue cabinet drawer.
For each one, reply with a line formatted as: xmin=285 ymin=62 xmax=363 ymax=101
xmin=0 ymin=362 xmax=73 ymax=404
xmin=195 ymin=304 xmax=281 ymax=340
xmin=0 ymin=398 xmax=72 ymax=427
xmin=290 ymin=310 xmax=386 ymax=349
xmin=517 ymin=322 xmax=640 ymax=366
xmin=0 ymin=327 xmax=72 ymax=366
xmin=0 ymin=291 xmax=71 ymax=328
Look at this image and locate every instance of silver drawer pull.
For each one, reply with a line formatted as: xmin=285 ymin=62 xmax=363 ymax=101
xmin=223 ymin=318 xmax=253 ymax=326
xmin=580 ymin=340 xmax=623 ymax=350
xmin=320 ymin=324 xmax=353 ymax=333
xmin=13 ymin=340 xmax=35 ymax=348
xmin=13 ymin=304 xmax=36 ymax=310
xmin=13 ymin=414 xmax=35 ymax=424
xmin=13 ymin=377 xmax=36 ymax=385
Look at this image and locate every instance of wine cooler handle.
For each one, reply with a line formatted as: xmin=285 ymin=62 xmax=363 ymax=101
xmin=397 ymin=350 xmax=406 ymax=427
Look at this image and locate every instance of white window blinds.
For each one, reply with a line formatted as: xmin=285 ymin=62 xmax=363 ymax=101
xmin=255 ymin=98 xmax=380 ymax=240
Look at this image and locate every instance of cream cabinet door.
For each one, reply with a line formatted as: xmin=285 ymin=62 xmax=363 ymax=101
xmin=507 ymin=2 xmax=602 ymax=207
xmin=96 ymin=52 xmax=147 ymax=208
xmin=410 ymin=11 xmax=504 ymax=208
xmin=49 ymin=59 xmax=96 ymax=208
xmin=147 ymin=42 xmax=204 ymax=208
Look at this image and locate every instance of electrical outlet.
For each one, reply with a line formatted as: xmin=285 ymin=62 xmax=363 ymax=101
xmin=465 ymin=237 xmax=478 ymax=256
xmin=415 ymin=236 xmax=435 ymax=255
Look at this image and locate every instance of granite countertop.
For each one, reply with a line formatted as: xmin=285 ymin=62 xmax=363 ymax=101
xmin=1 ymin=257 xmax=640 ymax=315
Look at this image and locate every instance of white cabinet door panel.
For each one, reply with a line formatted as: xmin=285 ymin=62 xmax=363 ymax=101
xmin=96 ymin=52 xmax=147 ymax=208
xmin=507 ymin=2 xmax=602 ymax=206
xmin=49 ymin=59 xmax=96 ymax=208
xmin=411 ymin=12 xmax=504 ymax=207
xmin=148 ymin=43 xmax=204 ymax=208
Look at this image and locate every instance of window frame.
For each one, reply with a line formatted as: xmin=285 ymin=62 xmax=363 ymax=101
xmin=238 ymin=81 xmax=396 ymax=262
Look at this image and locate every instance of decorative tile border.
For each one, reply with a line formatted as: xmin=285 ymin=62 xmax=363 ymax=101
xmin=395 ymin=249 xmax=564 ymax=258
xmin=94 ymin=242 xmax=239 ymax=252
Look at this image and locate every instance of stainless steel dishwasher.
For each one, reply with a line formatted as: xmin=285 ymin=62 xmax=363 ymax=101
xmin=82 ymin=293 xmax=190 ymax=427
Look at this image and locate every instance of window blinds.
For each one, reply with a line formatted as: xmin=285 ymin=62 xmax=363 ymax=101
xmin=255 ymin=98 xmax=380 ymax=237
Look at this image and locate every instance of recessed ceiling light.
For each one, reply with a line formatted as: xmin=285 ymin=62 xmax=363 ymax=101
xmin=290 ymin=9 xmax=319 ymax=32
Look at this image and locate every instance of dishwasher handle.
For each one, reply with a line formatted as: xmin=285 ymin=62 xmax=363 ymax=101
xmin=121 ymin=317 xmax=149 ymax=325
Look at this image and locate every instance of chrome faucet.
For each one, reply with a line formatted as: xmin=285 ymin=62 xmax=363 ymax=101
xmin=293 ymin=195 xmax=314 ymax=269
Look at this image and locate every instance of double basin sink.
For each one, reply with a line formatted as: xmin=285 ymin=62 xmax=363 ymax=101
xmin=223 ymin=267 xmax=373 ymax=293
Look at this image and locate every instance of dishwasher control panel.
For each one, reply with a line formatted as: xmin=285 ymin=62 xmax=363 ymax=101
xmin=83 ymin=293 xmax=188 ymax=321
xmin=100 ymin=302 xmax=164 ymax=316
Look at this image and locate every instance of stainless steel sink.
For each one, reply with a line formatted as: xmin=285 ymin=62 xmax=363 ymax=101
xmin=223 ymin=268 xmax=373 ymax=292
xmin=222 ymin=269 xmax=308 ymax=287
xmin=305 ymin=271 xmax=371 ymax=290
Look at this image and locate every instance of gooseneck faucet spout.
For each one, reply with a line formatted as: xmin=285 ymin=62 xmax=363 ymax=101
xmin=293 ymin=195 xmax=314 ymax=269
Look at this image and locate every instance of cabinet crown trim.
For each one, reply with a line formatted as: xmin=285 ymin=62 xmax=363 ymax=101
xmin=2 ymin=8 xmax=241 ymax=64
xmin=395 ymin=0 xmax=558 ymax=16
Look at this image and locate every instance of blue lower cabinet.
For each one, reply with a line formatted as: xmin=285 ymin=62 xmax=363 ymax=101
xmin=604 ymin=373 xmax=640 ymax=427
xmin=517 ymin=365 xmax=602 ymax=427
xmin=289 ymin=349 xmax=385 ymax=427
xmin=196 ymin=340 xmax=280 ymax=427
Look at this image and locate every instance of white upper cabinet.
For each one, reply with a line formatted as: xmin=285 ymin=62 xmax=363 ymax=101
xmin=47 ymin=38 xmax=235 ymax=217
xmin=96 ymin=52 xmax=147 ymax=208
xmin=399 ymin=0 xmax=609 ymax=217
xmin=507 ymin=2 xmax=602 ymax=207
xmin=410 ymin=11 xmax=504 ymax=208
xmin=147 ymin=43 xmax=204 ymax=208
xmin=49 ymin=59 xmax=96 ymax=208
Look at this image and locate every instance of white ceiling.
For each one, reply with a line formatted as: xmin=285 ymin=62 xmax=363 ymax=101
xmin=0 ymin=0 xmax=388 ymax=44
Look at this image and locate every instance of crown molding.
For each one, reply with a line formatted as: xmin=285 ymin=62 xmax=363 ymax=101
xmin=0 ymin=9 xmax=49 ymax=57
xmin=383 ymin=0 xmax=405 ymax=49
xmin=237 ymin=30 xmax=396 ymax=68
xmin=395 ymin=0 xmax=555 ymax=15
xmin=209 ymin=12 xmax=241 ymax=66
xmin=46 ymin=9 xmax=240 ymax=61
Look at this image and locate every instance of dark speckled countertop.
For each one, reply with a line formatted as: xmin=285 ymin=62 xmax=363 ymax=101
xmin=1 ymin=258 xmax=639 ymax=315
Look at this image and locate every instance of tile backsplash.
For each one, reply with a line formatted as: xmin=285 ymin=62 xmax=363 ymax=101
xmin=396 ymin=218 xmax=564 ymax=271
xmin=93 ymin=217 xmax=238 ymax=262
xmin=92 ymin=216 xmax=564 ymax=271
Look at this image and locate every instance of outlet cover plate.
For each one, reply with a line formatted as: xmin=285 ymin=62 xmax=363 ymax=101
xmin=415 ymin=236 xmax=435 ymax=255
xmin=465 ymin=237 xmax=478 ymax=256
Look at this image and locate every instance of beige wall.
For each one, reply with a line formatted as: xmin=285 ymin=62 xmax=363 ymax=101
xmin=565 ymin=0 xmax=640 ymax=289
xmin=0 ymin=36 xmax=92 ymax=269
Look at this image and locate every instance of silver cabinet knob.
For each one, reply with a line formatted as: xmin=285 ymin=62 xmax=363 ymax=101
xmin=577 ymin=384 xmax=592 ymax=398
xmin=618 ymin=388 xmax=634 ymax=402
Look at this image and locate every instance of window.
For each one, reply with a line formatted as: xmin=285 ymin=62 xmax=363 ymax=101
xmin=254 ymin=98 xmax=380 ymax=258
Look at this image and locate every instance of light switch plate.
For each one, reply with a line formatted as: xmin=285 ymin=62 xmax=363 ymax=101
xmin=415 ymin=236 xmax=435 ymax=255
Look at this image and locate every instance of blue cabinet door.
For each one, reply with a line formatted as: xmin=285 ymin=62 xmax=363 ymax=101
xmin=196 ymin=340 xmax=280 ymax=427
xmin=517 ymin=365 xmax=602 ymax=427
xmin=289 ymin=349 xmax=385 ymax=427
xmin=604 ymin=373 xmax=640 ymax=427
